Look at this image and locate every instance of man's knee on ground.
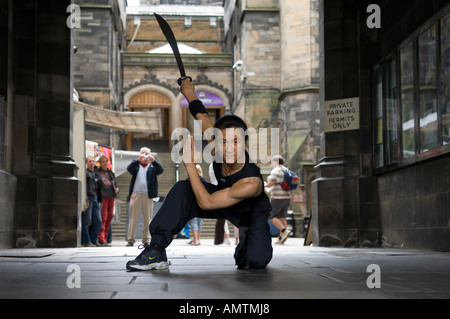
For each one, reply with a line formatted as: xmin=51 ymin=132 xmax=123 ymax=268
xmin=247 ymin=254 xmax=271 ymax=269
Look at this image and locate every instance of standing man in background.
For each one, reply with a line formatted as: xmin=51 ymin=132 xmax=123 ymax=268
xmin=126 ymin=147 xmax=164 ymax=247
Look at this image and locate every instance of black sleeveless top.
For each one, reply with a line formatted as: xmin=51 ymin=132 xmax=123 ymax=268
xmin=212 ymin=152 xmax=272 ymax=226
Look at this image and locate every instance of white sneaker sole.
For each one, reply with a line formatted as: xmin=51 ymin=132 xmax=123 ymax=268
xmin=130 ymin=261 xmax=169 ymax=271
xmin=280 ymin=231 xmax=291 ymax=244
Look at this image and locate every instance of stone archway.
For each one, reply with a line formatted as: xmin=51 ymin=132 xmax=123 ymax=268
xmin=176 ymin=84 xmax=230 ymax=132
xmin=124 ymin=84 xmax=178 ymax=151
xmin=124 ymin=84 xmax=231 ymax=150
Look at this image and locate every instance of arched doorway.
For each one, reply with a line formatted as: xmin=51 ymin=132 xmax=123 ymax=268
xmin=125 ymin=90 xmax=171 ymax=152
xmin=124 ymin=85 xmax=230 ymax=151
xmin=180 ymin=89 xmax=226 ymax=135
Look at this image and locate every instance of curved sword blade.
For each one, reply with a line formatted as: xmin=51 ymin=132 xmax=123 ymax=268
xmin=154 ymin=13 xmax=186 ymax=77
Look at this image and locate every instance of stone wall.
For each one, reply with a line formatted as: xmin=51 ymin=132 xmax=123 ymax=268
xmin=378 ymin=157 xmax=450 ymax=250
xmin=73 ymin=1 xmax=126 ymax=149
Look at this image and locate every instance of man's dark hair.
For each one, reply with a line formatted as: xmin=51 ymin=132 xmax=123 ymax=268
xmin=214 ymin=114 xmax=248 ymax=131
xmin=214 ymin=115 xmax=249 ymax=143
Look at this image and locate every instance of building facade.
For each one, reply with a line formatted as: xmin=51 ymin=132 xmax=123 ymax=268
xmin=223 ymin=0 xmax=321 ymax=229
xmin=123 ymin=2 xmax=232 ymax=152
xmin=73 ymin=0 xmax=127 ymax=149
xmin=223 ymin=0 xmax=320 ymax=170
xmin=314 ymin=0 xmax=450 ymax=250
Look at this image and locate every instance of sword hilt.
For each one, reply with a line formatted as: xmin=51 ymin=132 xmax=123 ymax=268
xmin=177 ymin=76 xmax=192 ymax=86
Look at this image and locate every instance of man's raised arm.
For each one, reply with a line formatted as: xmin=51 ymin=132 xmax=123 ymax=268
xmin=180 ymin=78 xmax=214 ymax=134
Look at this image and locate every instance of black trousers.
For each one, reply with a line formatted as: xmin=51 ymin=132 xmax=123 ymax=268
xmin=149 ymin=180 xmax=273 ymax=269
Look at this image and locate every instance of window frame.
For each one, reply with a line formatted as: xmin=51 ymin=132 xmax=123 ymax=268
xmin=373 ymin=5 xmax=450 ymax=175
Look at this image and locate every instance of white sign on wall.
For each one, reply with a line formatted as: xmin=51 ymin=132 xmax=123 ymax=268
xmin=324 ymin=97 xmax=360 ymax=133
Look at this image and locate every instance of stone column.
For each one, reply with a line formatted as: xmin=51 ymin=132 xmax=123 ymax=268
xmin=13 ymin=0 xmax=80 ymax=248
xmin=312 ymin=0 xmax=379 ymax=247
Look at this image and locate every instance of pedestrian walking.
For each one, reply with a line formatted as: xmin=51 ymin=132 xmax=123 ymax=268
xmin=265 ymin=155 xmax=292 ymax=244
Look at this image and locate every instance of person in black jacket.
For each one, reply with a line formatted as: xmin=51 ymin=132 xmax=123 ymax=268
xmin=126 ymin=147 xmax=164 ymax=246
xmin=82 ymin=156 xmax=103 ymax=247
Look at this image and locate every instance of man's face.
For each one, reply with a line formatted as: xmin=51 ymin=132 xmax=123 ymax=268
xmin=217 ymin=128 xmax=246 ymax=164
xmin=140 ymin=149 xmax=150 ymax=164
xmin=86 ymin=157 xmax=95 ymax=170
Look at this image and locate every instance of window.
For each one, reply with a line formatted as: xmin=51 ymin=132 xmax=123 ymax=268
xmin=441 ymin=13 xmax=450 ymax=146
xmin=386 ymin=58 xmax=399 ymax=164
xmin=373 ymin=66 xmax=384 ymax=168
xmin=373 ymin=8 xmax=450 ymax=171
xmin=418 ymin=25 xmax=438 ymax=153
xmin=373 ymin=58 xmax=399 ymax=167
xmin=401 ymin=43 xmax=416 ymax=158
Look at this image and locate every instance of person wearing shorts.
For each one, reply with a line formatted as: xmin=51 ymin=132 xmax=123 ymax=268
xmin=188 ymin=217 xmax=203 ymax=245
xmin=265 ymin=155 xmax=292 ymax=244
xmin=187 ymin=165 xmax=204 ymax=246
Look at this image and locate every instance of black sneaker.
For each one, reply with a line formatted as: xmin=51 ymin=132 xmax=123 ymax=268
xmin=126 ymin=244 xmax=169 ymax=271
